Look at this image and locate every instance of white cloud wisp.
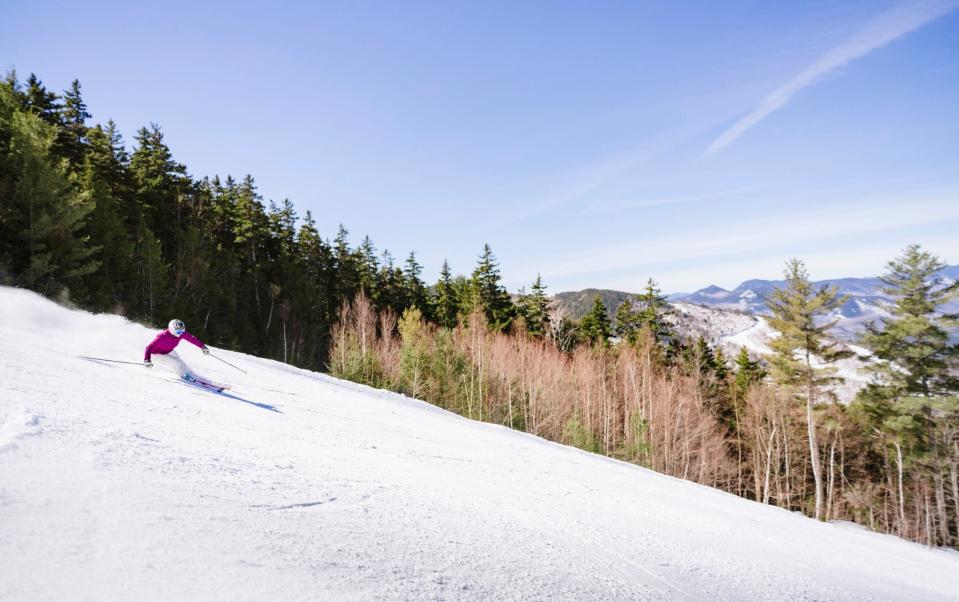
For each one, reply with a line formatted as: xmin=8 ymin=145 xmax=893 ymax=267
xmin=705 ymin=0 xmax=959 ymax=155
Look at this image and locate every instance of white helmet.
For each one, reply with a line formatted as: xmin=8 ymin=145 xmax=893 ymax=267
xmin=168 ymin=319 xmax=186 ymax=337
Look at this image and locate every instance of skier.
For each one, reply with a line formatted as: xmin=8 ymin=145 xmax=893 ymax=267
xmin=144 ymin=319 xmax=215 ymax=386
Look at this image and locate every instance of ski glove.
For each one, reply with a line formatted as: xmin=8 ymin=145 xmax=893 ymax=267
xmin=202 ymin=346 xmax=210 ymax=355
xmin=144 ymin=359 xmax=153 ymax=368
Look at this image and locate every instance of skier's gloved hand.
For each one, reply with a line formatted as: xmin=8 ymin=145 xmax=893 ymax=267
xmin=202 ymin=346 xmax=210 ymax=355
xmin=144 ymin=359 xmax=153 ymax=368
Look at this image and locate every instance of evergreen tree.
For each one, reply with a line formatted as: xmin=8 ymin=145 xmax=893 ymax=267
xmin=264 ymin=198 xmax=298 ymax=352
xmin=580 ymin=295 xmax=612 ymax=346
xmin=692 ymin=336 xmax=717 ymax=374
xmin=0 ymin=76 xmax=22 ymax=276
xmin=295 ymin=210 xmax=335 ymax=348
xmin=733 ymin=346 xmax=765 ymax=401
xmin=2 ymin=69 xmax=24 ymax=108
xmin=766 ymin=259 xmax=851 ymax=520
xmin=105 ymin=120 xmax=130 ymax=164
xmin=684 ymin=337 xmax=735 ymax=427
xmin=378 ymin=249 xmax=406 ymax=312
xmin=357 ymin=235 xmax=380 ymax=299
xmin=58 ymin=79 xmax=90 ymax=171
xmin=860 ymin=245 xmax=958 ymax=398
xmin=79 ymin=125 xmax=135 ymax=310
xmin=403 ymin=251 xmax=431 ymax=319
xmin=88 ymin=122 xmax=132 ymax=208
xmin=332 ymin=224 xmax=359 ymax=304
xmin=130 ymin=122 xmax=188 ymax=259
xmin=614 ymin=297 xmax=642 ymax=344
xmin=714 ymin=347 xmax=729 ymax=381
xmin=853 ymin=246 xmax=959 ymax=543
xmin=457 ymin=273 xmax=480 ymax=318
xmin=434 ymin=259 xmax=459 ymax=328
xmin=23 ymin=73 xmax=60 ymax=127
xmin=518 ymin=274 xmax=551 ymax=337
xmin=232 ymin=174 xmax=269 ymax=329
xmin=197 ymin=176 xmax=244 ymax=337
xmin=635 ymin=278 xmax=674 ymax=347
xmin=268 ymin=198 xmax=297 ymax=257
xmin=203 ymin=176 xmax=232 ymax=245
xmin=134 ymin=222 xmax=169 ymax=322
xmin=470 ymin=244 xmax=516 ymax=331
xmin=3 ymin=107 xmax=97 ymax=293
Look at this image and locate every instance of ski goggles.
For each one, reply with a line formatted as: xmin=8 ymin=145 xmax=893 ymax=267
xmin=174 ymin=327 xmax=185 ymax=335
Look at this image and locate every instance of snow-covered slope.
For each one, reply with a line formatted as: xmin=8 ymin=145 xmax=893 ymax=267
xmin=672 ymin=301 xmax=757 ymax=341
xmin=2 ymin=287 xmax=958 ymax=601
xmin=673 ymin=302 xmax=871 ymax=403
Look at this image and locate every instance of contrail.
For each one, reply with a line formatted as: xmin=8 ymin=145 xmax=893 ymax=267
xmin=705 ymin=0 xmax=958 ymax=156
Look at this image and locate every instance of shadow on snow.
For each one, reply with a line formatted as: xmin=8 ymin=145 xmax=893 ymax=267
xmin=179 ymin=381 xmax=283 ymax=413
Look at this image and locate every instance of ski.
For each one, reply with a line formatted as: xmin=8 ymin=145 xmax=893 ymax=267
xmin=180 ymin=373 xmax=230 ymax=392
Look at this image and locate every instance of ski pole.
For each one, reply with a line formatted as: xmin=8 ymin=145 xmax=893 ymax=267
xmin=210 ymin=352 xmax=247 ymax=374
xmin=79 ymin=356 xmax=143 ymax=365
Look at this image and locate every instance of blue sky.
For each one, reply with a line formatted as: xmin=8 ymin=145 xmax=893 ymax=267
xmin=3 ymin=0 xmax=958 ymax=293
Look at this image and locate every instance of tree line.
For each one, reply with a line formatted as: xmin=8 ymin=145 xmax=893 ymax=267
xmin=1 ymin=71 xmax=956 ymax=547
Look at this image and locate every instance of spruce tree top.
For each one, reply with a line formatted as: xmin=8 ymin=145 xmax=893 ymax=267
xmin=861 ymin=245 xmax=959 ymax=398
xmin=765 ymin=259 xmax=851 ymax=396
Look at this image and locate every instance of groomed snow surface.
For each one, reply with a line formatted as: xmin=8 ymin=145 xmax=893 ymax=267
xmin=2 ymin=286 xmax=958 ymax=601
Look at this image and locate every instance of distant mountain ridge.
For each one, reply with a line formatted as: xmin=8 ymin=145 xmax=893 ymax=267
xmin=553 ymin=265 xmax=959 ymax=343
xmin=675 ymin=265 xmax=959 ymax=310
xmin=671 ymin=265 xmax=959 ymax=341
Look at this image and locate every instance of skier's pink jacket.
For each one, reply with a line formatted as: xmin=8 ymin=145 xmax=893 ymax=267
xmin=144 ymin=330 xmax=206 ymax=361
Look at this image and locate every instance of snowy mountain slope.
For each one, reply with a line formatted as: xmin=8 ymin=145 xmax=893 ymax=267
xmin=706 ymin=308 xmax=873 ymax=403
xmin=2 ymin=286 xmax=958 ymax=601
xmin=672 ymin=265 xmax=959 ymax=342
xmin=671 ymin=302 xmax=757 ymax=341
xmin=673 ymin=301 xmax=873 ymax=403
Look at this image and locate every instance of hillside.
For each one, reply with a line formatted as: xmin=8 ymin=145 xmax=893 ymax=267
xmin=2 ymin=286 xmax=958 ymax=601
xmin=551 ymin=288 xmax=636 ymax=320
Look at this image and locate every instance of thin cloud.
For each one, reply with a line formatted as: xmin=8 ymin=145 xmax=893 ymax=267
xmin=500 ymin=116 xmax=730 ymax=225
xmin=705 ymin=0 xmax=959 ymax=155
xmin=511 ymin=194 xmax=959 ymax=283
xmin=582 ymin=186 xmax=754 ymax=214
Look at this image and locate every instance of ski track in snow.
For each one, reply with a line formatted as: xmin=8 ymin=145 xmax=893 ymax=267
xmin=722 ymin=314 xmax=773 ymax=356
xmin=1 ymin=285 xmax=958 ymax=601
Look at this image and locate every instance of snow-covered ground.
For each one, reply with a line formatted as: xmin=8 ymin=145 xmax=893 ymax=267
xmin=2 ymin=286 xmax=958 ymax=601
